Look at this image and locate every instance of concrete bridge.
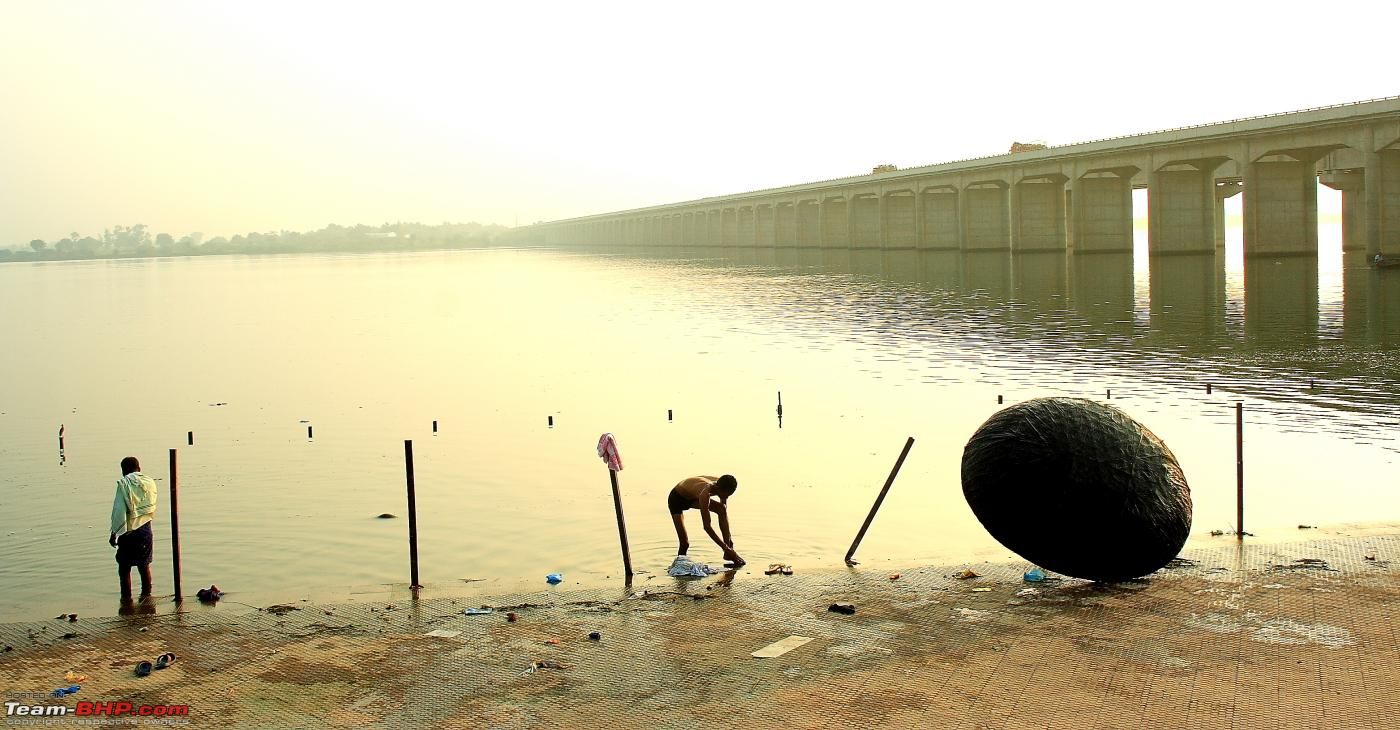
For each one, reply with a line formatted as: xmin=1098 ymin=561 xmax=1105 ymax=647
xmin=528 ymin=97 xmax=1400 ymax=258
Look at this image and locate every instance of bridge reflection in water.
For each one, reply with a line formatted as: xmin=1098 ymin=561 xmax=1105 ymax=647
xmin=576 ymin=242 xmax=1399 ymax=434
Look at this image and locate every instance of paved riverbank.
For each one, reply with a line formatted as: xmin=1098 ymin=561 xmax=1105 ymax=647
xmin=2 ymin=534 xmax=1397 ymax=729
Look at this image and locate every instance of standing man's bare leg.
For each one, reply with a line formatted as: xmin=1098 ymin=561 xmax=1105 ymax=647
xmin=118 ymin=566 xmax=133 ymax=603
xmin=137 ymin=565 xmax=153 ymax=598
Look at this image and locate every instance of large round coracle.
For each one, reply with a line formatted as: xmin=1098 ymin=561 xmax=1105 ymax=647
xmin=960 ymin=397 xmax=1192 ymax=581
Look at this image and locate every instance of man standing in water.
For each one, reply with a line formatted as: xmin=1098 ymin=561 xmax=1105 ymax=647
xmin=668 ymin=475 xmax=745 ymax=565
xmin=108 ymin=456 xmax=158 ymax=602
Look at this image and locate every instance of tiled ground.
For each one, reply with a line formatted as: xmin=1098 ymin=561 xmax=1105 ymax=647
xmin=2 ymin=535 xmax=1396 ymax=729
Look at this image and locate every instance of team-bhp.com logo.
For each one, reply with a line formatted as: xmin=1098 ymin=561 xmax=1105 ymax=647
xmin=6 ymin=701 xmax=190 ymax=717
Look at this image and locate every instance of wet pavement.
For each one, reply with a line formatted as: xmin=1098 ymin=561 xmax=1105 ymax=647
xmin=2 ymin=534 xmax=1397 ymax=729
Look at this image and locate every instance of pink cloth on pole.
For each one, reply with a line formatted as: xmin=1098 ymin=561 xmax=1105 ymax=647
xmin=596 ymin=433 xmax=623 ymax=471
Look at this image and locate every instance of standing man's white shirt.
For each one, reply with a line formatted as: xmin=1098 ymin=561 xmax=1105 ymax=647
xmin=110 ymin=471 xmax=158 ymax=537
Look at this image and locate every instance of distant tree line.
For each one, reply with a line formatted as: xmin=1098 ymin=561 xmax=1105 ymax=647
xmin=0 ymin=221 xmax=509 ymax=262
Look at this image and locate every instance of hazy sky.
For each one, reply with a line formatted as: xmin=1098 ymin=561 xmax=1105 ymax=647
xmin=2 ymin=1 xmax=1396 ymax=244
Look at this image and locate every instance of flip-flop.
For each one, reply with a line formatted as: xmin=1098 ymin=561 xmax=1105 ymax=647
xmin=134 ymin=661 xmax=153 ymax=677
xmin=154 ymin=652 xmax=177 ymax=670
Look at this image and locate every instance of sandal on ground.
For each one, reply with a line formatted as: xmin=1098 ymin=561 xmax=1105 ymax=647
xmin=154 ymin=652 xmax=177 ymax=670
xmin=134 ymin=661 xmax=153 ymax=677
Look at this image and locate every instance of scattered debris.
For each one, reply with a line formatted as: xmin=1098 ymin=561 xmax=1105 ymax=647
xmin=955 ymin=569 xmax=980 ymax=580
xmin=1270 ymin=558 xmax=1335 ymax=573
xmin=264 ymin=604 xmax=300 ymax=616
xmin=632 ymin=590 xmax=714 ymax=602
xmin=520 ymin=659 xmax=567 ymax=676
xmin=1210 ymin=530 xmax=1225 ymax=536
xmin=67 ymin=614 xmax=78 ymax=623
xmin=196 ymin=585 xmax=223 ymax=603
xmin=1298 ymin=524 xmax=1316 ymax=529
xmin=1165 ymin=558 xmax=1199 ymax=569
xmin=1015 ymin=588 xmax=1040 ymax=597
xmin=506 ymin=612 xmax=518 ymax=623
xmin=588 ymin=632 xmax=601 ymax=641
xmin=60 ymin=633 xmax=77 ymax=640
xmin=544 ymin=639 xmax=561 ymax=645
xmin=751 ymin=635 xmax=813 ymax=658
xmin=888 ymin=573 xmax=902 ymax=580
xmin=424 ymin=629 xmax=461 ymax=638
xmin=972 ymin=587 xmax=993 ymax=592
xmin=463 ymin=607 xmax=493 ymax=615
xmin=376 ymin=513 xmax=397 ymax=519
xmin=828 ymin=603 xmax=857 ymax=615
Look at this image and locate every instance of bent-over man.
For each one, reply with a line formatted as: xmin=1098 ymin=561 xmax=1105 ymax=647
xmin=668 ymin=474 xmax=745 ymax=566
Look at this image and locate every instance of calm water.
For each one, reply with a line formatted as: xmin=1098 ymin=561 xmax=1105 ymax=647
xmin=1 ymin=230 xmax=1397 ymax=621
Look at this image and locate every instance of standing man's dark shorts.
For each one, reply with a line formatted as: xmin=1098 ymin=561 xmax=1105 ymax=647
xmin=115 ymin=522 xmax=154 ymax=568
xmin=667 ymin=487 xmax=693 ymax=516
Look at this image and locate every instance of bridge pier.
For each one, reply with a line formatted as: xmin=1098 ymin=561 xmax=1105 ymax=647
xmin=851 ymin=194 xmax=880 ymax=248
xmin=1371 ymin=146 xmax=1400 ymax=257
xmin=755 ymin=205 xmax=774 ymax=246
xmin=1242 ymin=148 xmax=1333 ymax=258
xmin=821 ymin=197 xmax=848 ymax=247
xmin=1148 ymin=158 xmax=1225 ymax=255
xmin=797 ymin=200 xmax=819 ymax=246
xmin=1012 ymin=174 xmax=1068 ymax=252
xmin=883 ymin=191 xmax=916 ymax=248
xmin=775 ymin=202 xmax=796 ymax=246
xmin=920 ymin=187 xmax=960 ymax=250
xmin=962 ymin=181 xmax=1010 ymax=251
xmin=738 ymin=207 xmax=755 ymax=246
xmin=1071 ymin=169 xmax=1136 ymax=254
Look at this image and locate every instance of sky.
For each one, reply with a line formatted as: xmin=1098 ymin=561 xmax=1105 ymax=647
xmin=2 ymin=1 xmax=1397 ymax=245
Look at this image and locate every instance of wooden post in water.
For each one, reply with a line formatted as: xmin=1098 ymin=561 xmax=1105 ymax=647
xmin=404 ymin=440 xmax=421 ymax=589
xmin=997 ymin=395 xmax=1003 ymax=404
xmin=187 ymin=431 xmax=193 ymax=446
xmin=844 ymin=437 xmax=916 ymax=565
xmin=548 ymin=416 xmax=554 ymax=428
xmin=1106 ymin=389 xmax=1112 ymax=400
xmin=307 ymin=425 xmax=313 ymax=439
xmin=609 ymin=470 xmax=634 ymax=578
xmin=169 ymin=448 xmax=183 ymax=602
xmin=1207 ymin=383 xmax=1213 ymax=394
xmin=432 ymin=420 xmax=438 ymax=434
xmin=1235 ymin=402 xmax=1244 ymax=539
xmin=667 ymin=409 xmax=673 ymax=422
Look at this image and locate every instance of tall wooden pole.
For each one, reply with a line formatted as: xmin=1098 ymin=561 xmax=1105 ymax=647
xmin=1235 ymin=402 xmax=1244 ymax=539
xmin=169 ymin=448 xmax=183 ymax=602
xmin=609 ymin=470 xmax=634 ymax=578
xmin=404 ymin=440 xmax=421 ymax=588
xmin=844 ymin=437 xmax=916 ymax=565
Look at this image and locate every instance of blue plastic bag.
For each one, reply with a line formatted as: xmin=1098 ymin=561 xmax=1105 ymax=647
xmin=546 ymin=573 xmax=564 ymax=584
xmin=1023 ymin=567 xmax=1046 ymax=582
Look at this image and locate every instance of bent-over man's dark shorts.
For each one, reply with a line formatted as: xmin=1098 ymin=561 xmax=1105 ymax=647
xmin=667 ymin=487 xmax=693 ymax=516
xmin=115 ymin=521 xmax=154 ymax=568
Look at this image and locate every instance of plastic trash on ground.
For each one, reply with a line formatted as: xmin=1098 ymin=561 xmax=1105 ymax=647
xmin=545 ymin=573 xmax=564 ymax=584
xmin=1023 ymin=567 xmax=1046 ymax=582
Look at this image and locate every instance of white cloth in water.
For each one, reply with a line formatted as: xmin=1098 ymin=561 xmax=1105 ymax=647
xmin=667 ymin=554 xmax=719 ymax=578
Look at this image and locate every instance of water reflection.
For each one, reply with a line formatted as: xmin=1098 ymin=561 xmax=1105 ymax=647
xmin=582 ymin=243 xmax=1399 ymax=427
xmin=1150 ymin=253 xmax=1226 ymax=345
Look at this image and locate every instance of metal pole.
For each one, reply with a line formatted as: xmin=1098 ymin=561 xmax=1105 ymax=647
xmin=404 ymin=440 xmax=421 ymax=588
xmin=1236 ymin=402 xmax=1244 ymax=539
xmin=608 ymin=470 xmax=634 ymax=577
xmin=844 ymin=436 xmax=916 ymax=565
xmin=169 ymin=448 xmax=183 ymax=602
